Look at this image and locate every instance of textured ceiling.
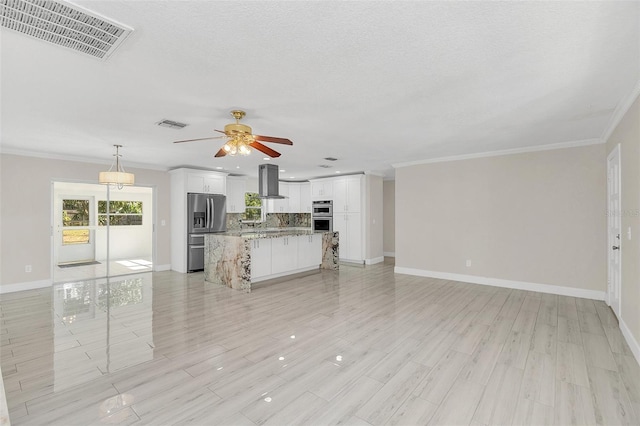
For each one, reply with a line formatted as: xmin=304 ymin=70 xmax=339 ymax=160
xmin=1 ymin=1 xmax=639 ymax=180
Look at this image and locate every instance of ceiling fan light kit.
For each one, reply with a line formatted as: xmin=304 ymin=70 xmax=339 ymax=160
xmin=174 ymin=110 xmax=293 ymax=158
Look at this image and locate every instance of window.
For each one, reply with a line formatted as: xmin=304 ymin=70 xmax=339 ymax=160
xmin=243 ymin=192 xmax=263 ymax=221
xmin=62 ymin=199 xmax=90 ymax=245
xmin=98 ymin=200 xmax=143 ymax=226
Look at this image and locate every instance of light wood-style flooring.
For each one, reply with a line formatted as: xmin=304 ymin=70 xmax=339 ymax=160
xmin=1 ymin=259 xmax=639 ymax=425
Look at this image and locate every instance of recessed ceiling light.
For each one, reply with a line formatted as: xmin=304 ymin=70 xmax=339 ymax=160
xmin=280 ymin=169 xmax=286 ymax=173
xmin=236 ymin=166 xmax=240 ymax=169
xmin=215 ymin=167 xmax=223 ymax=170
xmin=263 ymin=157 xmax=270 ymax=161
xmin=335 ymin=171 xmax=341 ymax=174
xmin=289 ymin=176 xmax=295 ymax=179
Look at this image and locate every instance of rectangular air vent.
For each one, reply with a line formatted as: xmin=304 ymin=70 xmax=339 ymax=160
xmin=323 ymin=157 xmax=338 ymax=161
xmin=318 ymin=164 xmax=332 ymax=168
xmin=157 ymin=119 xmax=188 ymax=129
xmin=0 ymin=0 xmax=132 ymax=60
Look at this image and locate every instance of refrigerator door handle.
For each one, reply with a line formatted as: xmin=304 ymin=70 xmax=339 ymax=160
xmin=210 ymin=197 xmax=215 ymax=230
xmin=206 ymin=198 xmax=211 ymax=229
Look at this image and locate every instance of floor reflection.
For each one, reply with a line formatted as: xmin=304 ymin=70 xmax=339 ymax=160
xmin=52 ymin=274 xmax=154 ymax=392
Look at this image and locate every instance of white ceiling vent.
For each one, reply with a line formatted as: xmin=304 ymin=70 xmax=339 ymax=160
xmin=0 ymin=0 xmax=133 ymax=60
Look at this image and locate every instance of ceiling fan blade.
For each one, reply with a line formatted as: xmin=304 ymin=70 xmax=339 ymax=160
xmin=214 ymin=148 xmax=227 ymax=157
xmin=253 ymin=134 xmax=293 ymax=145
xmin=173 ymin=136 xmax=224 ymax=143
xmin=249 ymin=141 xmax=281 ymax=158
xmin=214 ymin=129 xmax=227 ymax=134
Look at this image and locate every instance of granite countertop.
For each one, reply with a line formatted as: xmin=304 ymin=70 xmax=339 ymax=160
xmin=214 ymin=227 xmax=330 ymax=240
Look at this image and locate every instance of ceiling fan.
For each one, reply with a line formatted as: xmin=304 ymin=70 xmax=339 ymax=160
xmin=173 ymin=110 xmax=293 ymax=158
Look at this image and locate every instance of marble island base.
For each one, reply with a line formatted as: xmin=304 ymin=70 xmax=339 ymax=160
xmin=204 ymin=230 xmax=338 ymax=293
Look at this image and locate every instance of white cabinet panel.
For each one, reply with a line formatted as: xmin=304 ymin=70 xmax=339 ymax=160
xmin=187 ymin=173 xmax=226 ymax=194
xmin=271 ymin=236 xmax=298 ymax=274
xmin=288 ymin=183 xmax=301 ymax=213
xmin=187 ymin=174 xmax=205 ymax=193
xmin=311 ymin=180 xmax=333 ymax=199
xmin=267 ymin=182 xmax=290 ymax=213
xmin=226 ymin=177 xmax=246 ymax=213
xmin=251 ymin=239 xmax=271 ymax=279
xmin=300 ymin=182 xmax=311 ymax=213
xmin=297 ymin=234 xmax=322 ymax=268
xmin=333 ymin=176 xmax=361 ymax=213
xmin=204 ymin=176 xmax=225 ymax=194
xmin=334 ymin=212 xmax=362 ymax=262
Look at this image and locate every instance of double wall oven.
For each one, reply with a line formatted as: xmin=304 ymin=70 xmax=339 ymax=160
xmin=312 ymin=200 xmax=333 ymax=232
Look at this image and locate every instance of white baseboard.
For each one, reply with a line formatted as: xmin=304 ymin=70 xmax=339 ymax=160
xmin=251 ymin=266 xmax=319 ymax=283
xmin=383 ymin=251 xmax=396 ymax=257
xmin=154 ymin=264 xmax=171 ymax=272
xmin=620 ymin=318 xmax=640 ymax=366
xmin=394 ymin=267 xmax=606 ymax=301
xmin=365 ymin=256 xmax=385 ymax=265
xmin=0 ymin=279 xmax=52 ymax=294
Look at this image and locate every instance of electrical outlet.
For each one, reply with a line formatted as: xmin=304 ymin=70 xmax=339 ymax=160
xmin=25 ymin=265 xmax=32 ymax=273
xmin=161 ymin=219 xmax=166 ymax=226
xmin=466 ymin=260 xmax=471 ymax=267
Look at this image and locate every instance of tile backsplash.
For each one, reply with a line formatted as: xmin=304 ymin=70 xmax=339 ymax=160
xmin=226 ymin=213 xmax=311 ymax=230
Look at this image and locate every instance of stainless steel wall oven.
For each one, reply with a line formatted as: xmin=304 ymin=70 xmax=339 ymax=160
xmin=312 ymin=200 xmax=333 ymax=232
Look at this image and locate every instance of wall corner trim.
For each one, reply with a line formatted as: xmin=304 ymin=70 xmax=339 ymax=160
xmin=391 ymin=138 xmax=603 ymax=169
xmin=0 ymin=279 xmax=52 ymax=294
xmin=619 ymin=318 xmax=640 ymax=367
xmin=601 ymin=80 xmax=640 ymax=142
xmin=383 ymin=252 xmax=396 ymax=257
xmin=365 ymin=256 xmax=385 ymax=265
xmin=154 ymin=264 xmax=172 ymax=272
xmin=393 ymin=267 xmax=606 ymax=301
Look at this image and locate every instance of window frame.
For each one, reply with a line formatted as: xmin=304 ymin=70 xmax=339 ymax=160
xmin=98 ymin=200 xmax=143 ymax=226
xmin=242 ymin=192 xmax=264 ymax=223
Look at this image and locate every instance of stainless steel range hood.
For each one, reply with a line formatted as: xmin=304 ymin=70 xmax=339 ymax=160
xmin=258 ymin=164 xmax=284 ymax=199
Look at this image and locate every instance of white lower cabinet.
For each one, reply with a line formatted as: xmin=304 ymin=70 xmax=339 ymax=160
xmin=250 ymin=239 xmax=272 ymax=279
xmin=297 ymin=234 xmax=322 ymax=268
xmin=271 ymin=236 xmax=298 ymax=274
xmin=251 ymin=234 xmax=323 ymax=281
xmin=334 ymin=213 xmax=362 ymax=262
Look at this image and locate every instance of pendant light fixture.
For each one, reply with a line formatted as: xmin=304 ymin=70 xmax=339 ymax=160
xmin=99 ymin=144 xmax=135 ymax=189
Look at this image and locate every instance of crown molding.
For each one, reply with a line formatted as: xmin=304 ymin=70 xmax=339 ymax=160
xmin=0 ymin=147 xmax=169 ymax=171
xmin=601 ymin=80 xmax=640 ymax=143
xmin=392 ymin=138 xmax=603 ymax=169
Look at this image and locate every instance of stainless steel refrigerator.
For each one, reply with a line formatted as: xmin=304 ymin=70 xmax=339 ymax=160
xmin=187 ymin=193 xmax=227 ymax=272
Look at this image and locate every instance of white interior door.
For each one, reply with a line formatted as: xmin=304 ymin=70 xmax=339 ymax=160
xmin=607 ymin=144 xmax=622 ymax=319
xmin=57 ymin=196 xmax=96 ymax=264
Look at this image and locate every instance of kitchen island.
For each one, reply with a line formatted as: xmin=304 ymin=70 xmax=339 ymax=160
xmin=204 ymin=229 xmax=339 ymax=292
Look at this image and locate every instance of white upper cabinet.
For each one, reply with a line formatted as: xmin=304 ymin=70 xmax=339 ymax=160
xmin=266 ymin=182 xmax=313 ymax=213
xmin=187 ymin=172 xmax=226 ymax=194
xmin=311 ymin=180 xmax=333 ymax=199
xmin=332 ymin=175 xmax=361 ymax=213
xmin=267 ymin=181 xmax=290 ymax=213
xmin=300 ymin=182 xmax=311 ymax=213
xmin=226 ymin=177 xmax=246 ymax=213
xmin=287 ymin=183 xmax=301 ymax=213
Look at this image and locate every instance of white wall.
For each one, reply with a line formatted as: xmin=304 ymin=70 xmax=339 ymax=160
xmin=395 ymin=143 xmax=607 ymax=293
xmin=0 ymin=154 xmax=171 ymax=288
xmin=365 ymin=174 xmax=384 ymax=262
xmin=383 ymin=180 xmax=395 ymax=255
xmin=605 ymin=94 xmax=640 ymax=356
